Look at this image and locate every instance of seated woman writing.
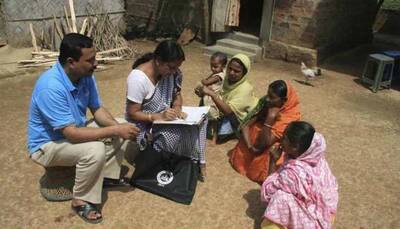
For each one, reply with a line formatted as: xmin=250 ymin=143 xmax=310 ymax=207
xmin=229 ymin=80 xmax=301 ymax=184
xmin=261 ymin=121 xmax=338 ymax=229
xmin=125 ymin=40 xmax=207 ymax=180
xmin=195 ymin=54 xmax=258 ymax=143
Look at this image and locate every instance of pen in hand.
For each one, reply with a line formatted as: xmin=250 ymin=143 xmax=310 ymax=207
xmin=162 ymin=103 xmax=179 ymax=120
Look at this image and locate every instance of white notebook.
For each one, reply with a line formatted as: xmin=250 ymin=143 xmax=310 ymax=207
xmin=153 ymin=106 xmax=210 ymax=125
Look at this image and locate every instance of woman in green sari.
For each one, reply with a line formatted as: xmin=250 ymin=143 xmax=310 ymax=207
xmin=195 ymin=54 xmax=258 ymax=143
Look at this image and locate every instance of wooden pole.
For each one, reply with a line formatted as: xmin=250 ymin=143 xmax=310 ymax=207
xmin=97 ymin=47 xmax=129 ymax=55
xmin=203 ymin=0 xmax=211 ymax=45
xmin=64 ymin=6 xmax=72 ymax=32
xmin=29 ymin=23 xmax=38 ymax=52
xmin=80 ymin=17 xmax=88 ymax=34
xmin=51 ymin=21 xmax=56 ymax=51
xmin=53 ymin=15 xmax=63 ymax=39
xmin=69 ymin=0 xmax=77 ymax=33
xmin=40 ymin=28 xmax=44 ymax=50
xmin=87 ymin=17 xmax=97 ymax=37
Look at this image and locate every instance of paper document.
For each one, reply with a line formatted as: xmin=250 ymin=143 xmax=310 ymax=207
xmin=153 ymin=106 xmax=210 ymax=125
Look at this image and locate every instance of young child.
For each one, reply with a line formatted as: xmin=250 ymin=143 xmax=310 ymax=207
xmin=196 ymin=52 xmax=227 ymax=144
xmin=199 ymin=51 xmax=228 ymax=119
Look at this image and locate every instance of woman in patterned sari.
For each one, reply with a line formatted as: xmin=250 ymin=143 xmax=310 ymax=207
xmin=125 ymin=40 xmax=207 ymax=180
xmin=230 ymin=80 xmax=301 ymax=184
xmin=261 ymin=121 xmax=338 ymax=229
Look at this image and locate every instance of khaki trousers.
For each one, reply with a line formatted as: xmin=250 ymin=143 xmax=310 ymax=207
xmin=31 ymin=118 xmax=130 ymax=204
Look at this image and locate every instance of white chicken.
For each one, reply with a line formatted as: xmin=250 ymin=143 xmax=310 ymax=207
xmin=301 ymin=62 xmax=321 ymax=85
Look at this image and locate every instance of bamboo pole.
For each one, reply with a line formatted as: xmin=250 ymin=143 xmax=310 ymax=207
xmin=19 ymin=59 xmax=56 ymax=64
xmin=29 ymin=23 xmax=38 ymax=52
xmin=96 ymin=56 xmax=123 ymax=62
xmin=97 ymin=47 xmax=129 ymax=55
xmin=64 ymin=6 xmax=72 ymax=32
xmin=18 ymin=61 xmax=56 ymax=68
xmin=80 ymin=17 xmax=88 ymax=34
xmin=51 ymin=22 xmax=56 ymax=51
xmin=87 ymin=17 xmax=97 ymax=37
xmin=32 ymin=51 xmax=58 ymax=55
xmin=69 ymin=0 xmax=77 ymax=33
xmin=40 ymin=28 xmax=44 ymax=49
xmin=53 ymin=15 xmax=63 ymax=39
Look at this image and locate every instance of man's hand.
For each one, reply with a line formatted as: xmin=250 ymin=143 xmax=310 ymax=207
xmin=114 ymin=123 xmax=140 ymax=140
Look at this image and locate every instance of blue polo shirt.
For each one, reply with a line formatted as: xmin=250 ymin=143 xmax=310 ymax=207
xmin=27 ymin=62 xmax=101 ymax=154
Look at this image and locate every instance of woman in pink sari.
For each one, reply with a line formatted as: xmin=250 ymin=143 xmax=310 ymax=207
xmin=261 ymin=121 xmax=338 ymax=229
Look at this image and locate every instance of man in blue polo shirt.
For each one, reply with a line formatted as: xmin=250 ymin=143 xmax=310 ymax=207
xmin=28 ymin=33 xmax=139 ymax=224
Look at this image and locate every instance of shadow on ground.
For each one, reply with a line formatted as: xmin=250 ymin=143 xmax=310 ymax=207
xmin=243 ymin=189 xmax=264 ymax=229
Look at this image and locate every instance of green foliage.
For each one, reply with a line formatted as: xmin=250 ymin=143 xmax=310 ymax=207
xmin=382 ymin=0 xmax=400 ymax=11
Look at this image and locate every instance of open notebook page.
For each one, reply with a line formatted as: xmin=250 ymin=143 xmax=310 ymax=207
xmin=153 ymin=106 xmax=210 ymax=125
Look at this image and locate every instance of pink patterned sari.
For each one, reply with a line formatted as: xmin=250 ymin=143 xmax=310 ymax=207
xmin=261 ymin=133 xmax=338 ymax=229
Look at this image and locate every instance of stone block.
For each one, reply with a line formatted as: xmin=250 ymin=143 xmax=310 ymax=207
xmin=264 ymin=40 xmax=317 ymax=66
xmin=0 ymin=37 xmax=6 ymax=47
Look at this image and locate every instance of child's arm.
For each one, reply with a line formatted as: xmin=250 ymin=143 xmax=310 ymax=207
xmin=201 ymin=74 xmax=223 ymax=86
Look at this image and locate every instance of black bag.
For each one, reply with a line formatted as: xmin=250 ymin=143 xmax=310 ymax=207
xmin=130 ymin=147 xmax=199 ymax=205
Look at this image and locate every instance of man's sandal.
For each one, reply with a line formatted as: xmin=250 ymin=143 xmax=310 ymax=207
xmin=71 ymin=203 xmax=103 ymax=224
xmin=103 ymin=177 xmax=130 ymax=188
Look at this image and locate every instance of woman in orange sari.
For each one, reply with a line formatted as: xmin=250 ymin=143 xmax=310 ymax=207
xmin=229 ymin=80 xmax=301 ymax=184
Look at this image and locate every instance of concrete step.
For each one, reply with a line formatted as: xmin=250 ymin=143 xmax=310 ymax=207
xmin=203 ymin=45 xmax=257 ymax=62
xmin=228 ymin=32 xmax=259 ymax=45
xmin=216 ymin=38 xmax=263 ymax=56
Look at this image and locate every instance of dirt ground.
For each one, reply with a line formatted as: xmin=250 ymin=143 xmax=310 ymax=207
xmin=0 ymin=40 xmax=399 ymax=229
xmin=0 ymin=45 xmax=35 ymax=80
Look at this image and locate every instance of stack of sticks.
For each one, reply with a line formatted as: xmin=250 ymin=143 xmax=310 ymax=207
xmin=19 ymin=0 xmax=138 ymax=69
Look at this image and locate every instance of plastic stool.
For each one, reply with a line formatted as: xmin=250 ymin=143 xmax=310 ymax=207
xmin=361 ymin=54 xmax=394 ymax=92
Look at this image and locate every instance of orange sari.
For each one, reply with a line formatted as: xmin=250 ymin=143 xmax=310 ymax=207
xmin=229 ymin=81 xmax=301 ymax=184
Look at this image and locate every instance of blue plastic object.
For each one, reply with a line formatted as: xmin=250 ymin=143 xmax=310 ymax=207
xmin=383 ymin=51 xmax=400 ymax=80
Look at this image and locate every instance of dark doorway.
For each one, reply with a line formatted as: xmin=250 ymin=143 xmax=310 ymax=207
xmin=237 ymin=0 xmax=263 ymax=36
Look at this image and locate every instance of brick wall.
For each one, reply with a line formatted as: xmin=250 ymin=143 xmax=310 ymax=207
xmin=271 ymin=0 xmax=317 ymax=49
xmin=314 ymin=0 xmax=377 ymax=56
xmin=265 ymin=0 xmax=378 ymax=65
